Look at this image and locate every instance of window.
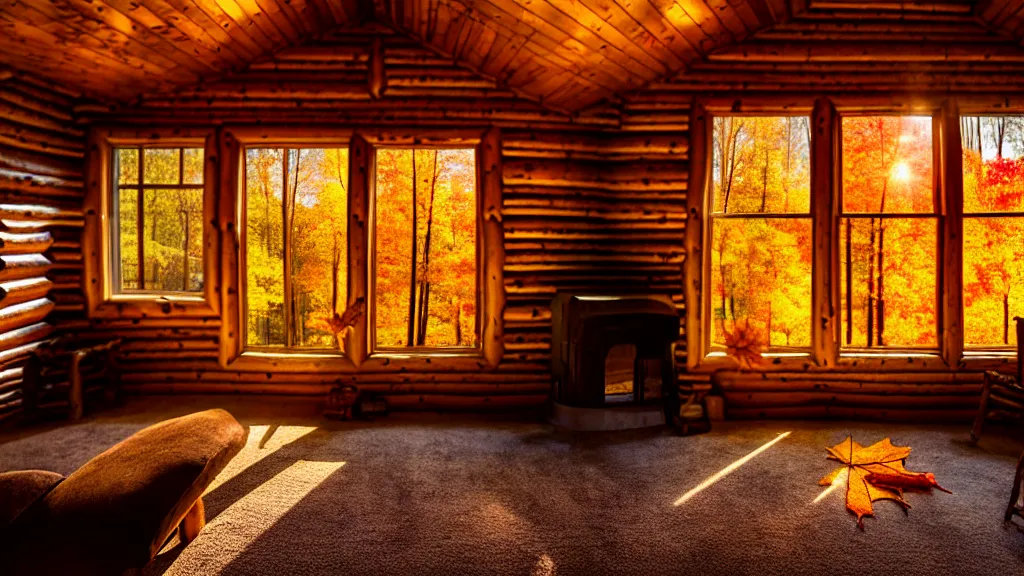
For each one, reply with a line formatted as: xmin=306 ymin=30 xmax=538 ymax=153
xmin=221 ymin=128 xmax=503 ymax=370
xmin=962 ymin=116 xmax=1024 ymax=347
xmin=372 ymin=148 xmax=478 ymax=350
xmin=243 ymin=148 xmax=348 ymax=349
xmin=709 ymin=116 xmax=812 ymax=352
xmin=113 ymin=147 xmax=204 ymax=293
xmin=840 ymin=116 xmax=937 ymax=349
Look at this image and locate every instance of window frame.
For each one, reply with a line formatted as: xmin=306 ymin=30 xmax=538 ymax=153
xmin=702 ymin=112 xmax=816 ymax=358
xmin=84 ymin=127 xmax=218 ymax=319
xmin=218 ymin=127 xmax=505 ymax=372
xmin=686 ymin=97 xmax=1020 ymax=374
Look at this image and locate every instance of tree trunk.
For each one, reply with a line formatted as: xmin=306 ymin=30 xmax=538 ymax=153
xmin=416 ymin=151 xmax=440 ymax=345
xmin=454 ymin=298 xmax=462 ymax=346
xmin=1005 ymin=291 xmax=1011 ymax=345
xmin=407 ymin=151 xmax=418 ymax=346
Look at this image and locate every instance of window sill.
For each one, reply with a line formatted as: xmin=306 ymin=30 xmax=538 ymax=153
xmin=90 ymin=294 xmax=216 ymax=319
xmin=221 ymin=349 xmax=496 ymax=373
xmin=695 ymin=350 xmax=1017 ymax=374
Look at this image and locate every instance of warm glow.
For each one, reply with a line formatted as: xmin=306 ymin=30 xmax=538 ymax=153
xmin=164 ymin=460 xmax=345 ymax=575
xmin=812 ymin=468 xmax=848 ymax=504
xmin=204 ymin=425 xmax=318 ymax=495
xmin=673 ymin=431 xmax=791 ymax=506
xmin=532 ymin=554 xmax=556 ymax=576
xmin=891 ymin=161 xmax=912 ymax=182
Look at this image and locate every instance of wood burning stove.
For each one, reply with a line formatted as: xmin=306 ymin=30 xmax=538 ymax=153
xmin=551 ymin=294 xmax=679 ymax=423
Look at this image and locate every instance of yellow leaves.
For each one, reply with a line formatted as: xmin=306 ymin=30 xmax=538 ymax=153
xmin=821 ymin=437 xmax=950 ymax=528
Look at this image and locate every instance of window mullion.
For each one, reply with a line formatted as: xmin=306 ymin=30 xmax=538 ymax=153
xmin=811 ymin=97 xmax=838 ymax=367
xmin=940 ymin=100 xmax=965 ymax=365
xmin=137 ymin=150 xmax=144 ymax=290
xmin=283 ymin=148 xmax=294 ymax=348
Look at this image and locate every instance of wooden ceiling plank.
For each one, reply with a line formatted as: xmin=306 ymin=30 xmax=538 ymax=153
xmin=0 ymin=40 xmax=157 ymax=97
xmin=95 ymin=0 xmax=240 ymax=69
xmin=132 ymin=0 xmax=252 ymax=66
xmin=556 ymin=0 xmax=688 ymax=72
xmin=644 ymin=0 xmax=725 ymax=55
xmin=703 ymin=0 xmax=759 ymax=35
xmin=9 ymin=1 xmax=194 ymax=75
xmin=700 ymin=0 xmax=752 ymax=38
xmin=609 ymin=0 xmax=703 ymax=63
xmin=49 ymin=0 xmax=223 ymax=76
xmin=155 ymin=0 xmax=260 ymax=61
xmin=213 ymin=0 xmax=288 ymax=49
xmin=528 ymin=0 xmax=675 ymax=75
xmin=248 ymin=0 xmax=303 ymax=44
xmin=435 ymin=0 xmax=620 ymax=88
xmin=502 ymin=0 xmax=667 ymax=77
xmin=0 ymin=14 xmax=182 ymax=86
xmin=454 ymin=0 xmax=648 ymax=87
xmin=187 ymin=0 xmax=274 ymax=55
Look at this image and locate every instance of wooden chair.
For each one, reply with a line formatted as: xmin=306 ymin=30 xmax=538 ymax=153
xmin=970 ymin=317 xmax=1024 ymax=444
xmin=21 ymin=337 xmax=122 ymax=421
xmin=1007 ymin=451 xmax=1024 ymax=523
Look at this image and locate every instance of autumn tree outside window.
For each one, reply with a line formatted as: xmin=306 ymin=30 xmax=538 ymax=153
xmin=709 ymin=116 xmax=812 ymax=353
xmin=112 ymin=147 xmax=205 ymax=294
xmin=243 ymin=148 xmax=349 ymax=350
xmin=372 ymin=148 xmax=478 ymax=351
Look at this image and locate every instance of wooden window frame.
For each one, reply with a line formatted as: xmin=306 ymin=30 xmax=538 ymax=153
xmin=218 ymin=127 xmax=504 ymax=373
xmin=84 ymin=127 xmax=219 ymax=319
xmin=686 ymin=97 xmax=1020 ymax=375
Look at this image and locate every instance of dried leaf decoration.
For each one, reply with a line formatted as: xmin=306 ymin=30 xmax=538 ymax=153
xmin=326 ymin=297 xmax=366 ymax=352
xmin=723 ymin=320 xmax=764 ymax=369
xmin=821 ymin=437 xmax=950 ymax=528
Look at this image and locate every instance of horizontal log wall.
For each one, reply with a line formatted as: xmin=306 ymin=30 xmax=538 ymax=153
xmin=78 ymin=25 xmax=644 ymax=410
xmin=0 ymin=72 xmax=85 ymax=422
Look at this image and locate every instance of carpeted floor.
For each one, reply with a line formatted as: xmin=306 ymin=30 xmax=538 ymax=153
xmin=2 ymin=395 xmax=1023 ymax=576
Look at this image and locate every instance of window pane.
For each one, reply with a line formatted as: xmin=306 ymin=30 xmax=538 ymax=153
xmin=964 ymin=217 xmax=1024 ymax=347
xmin=118 ymin=148 xmax=138 ymax=185
xmin=118 ymin=186 xmax=138 ymax=290
xmin=842 ymin=117 xmax=933 ymax=214
xmin=962 ymin=117 xmax=1024 ymax=213
xmin=840 ymin=218 xmax=937 ymax=348
xmin=183 ymin=148 xmax=204 ymax=185
xmin=141 ymin=189 xmax=203 ymax=291
xmin=709 ymin=218 xmax=812 ymax=349
xmin=245 ymin=149 xmax=285 ymax=347
xmin=287 ymin=149 xmax=349 ymax=348
xmin=711 ymin=116 xmax=810 ymax=214
xmin=375 ymin=148 xmax=477 ymax=348
xmin=143 ymin=149 xmax=180 ymax=185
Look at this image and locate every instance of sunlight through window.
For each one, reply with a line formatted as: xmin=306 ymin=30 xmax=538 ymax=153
xmin=673 ymin=431 xmax=791 ymax=506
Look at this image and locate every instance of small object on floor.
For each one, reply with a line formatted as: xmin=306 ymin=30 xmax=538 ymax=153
xmin=705 ymin=395 xmax=725 ymax=421
xmin=325 ymin=384 xmax=360 ymax=420
xmin=355 ymin=392 xmax=388 ymax=419
xmin=820 ymin=436 xmax=950 ymax=529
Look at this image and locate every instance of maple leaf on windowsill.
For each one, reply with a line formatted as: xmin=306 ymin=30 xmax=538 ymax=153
xmin=325 ymin=297 xmax=366 ymax=353
xmin=820 ymin=437 xmax=951 ymax=529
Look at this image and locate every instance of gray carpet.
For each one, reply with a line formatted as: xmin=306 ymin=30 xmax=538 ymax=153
xmin=2 ymin=396 xmax=1023 ymax=576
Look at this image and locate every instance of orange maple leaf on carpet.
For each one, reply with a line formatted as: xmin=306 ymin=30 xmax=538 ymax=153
xmin=820 ymin=437 xmax=950 ymax=529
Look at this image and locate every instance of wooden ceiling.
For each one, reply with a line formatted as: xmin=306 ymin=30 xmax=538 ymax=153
xmin=1 ymin=0 xmax=1022 ymax=111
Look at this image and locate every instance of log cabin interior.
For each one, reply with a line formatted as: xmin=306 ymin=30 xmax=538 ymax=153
xmin=3 ymin=0 xmax=1024 ymax=573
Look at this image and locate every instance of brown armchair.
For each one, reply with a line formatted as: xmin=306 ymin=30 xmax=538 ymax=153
xmin=0 ymin=409 xmax=246 ymax=576
xmin=21 ymin=337 xmax=122 ymax=421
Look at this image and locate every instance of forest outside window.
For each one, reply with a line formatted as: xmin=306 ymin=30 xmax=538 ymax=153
xmin=112 ymin=147 xmax=204 ymax=293
xmin=373 ymin=148 xmax=478 ymax=351
xmin=708 ymin=116 xmax=812 ymax=353
xmin=961 ymin=116 xmax=1024 ymax=348
xmin=243 ymin=148 xmax=349 ymax=350
xmin=840 ymin=116 xmax=937 ymax=350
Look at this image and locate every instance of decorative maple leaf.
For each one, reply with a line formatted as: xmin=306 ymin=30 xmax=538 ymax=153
xmin=820 ymin=437 xmax=950 ymax=529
